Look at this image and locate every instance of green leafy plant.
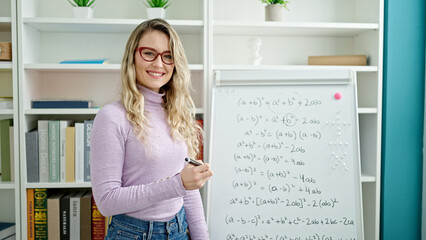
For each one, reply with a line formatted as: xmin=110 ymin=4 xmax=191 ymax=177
xmin=144 ymin=0 xmax=172 ymax=9
xmin=260 ymin=0 xmax=290 ymax=10
xmin=67 ymin=0 xmax=96 ymax=7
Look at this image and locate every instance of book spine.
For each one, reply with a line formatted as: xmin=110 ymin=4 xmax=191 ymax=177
xmin=80 ymin=191 xmax=91 ymax=240
xmin=75 ymin=123 xmax=84 ymax=182
xmin=27 ymin=189 xmax=35 ymax=240
xmin=0 ymin=119 xmax=12 ymax=181
xmin=32 ymin=101 xmax=91 ymax=109
xmin=83 ymin=120 xmax=93 ymax=182
xmin=38 ymin=121 xmax=49 ymax=182
xmin=34 ymin=188 xmax=48 ymax=240
xmin=65 ymin=127 xmax=75 ymax=182
xmin=70 ymin=194 xmax=81 ymax=240
xmin=91 ymin=195 xmax=106 ymax=240
xmin=60 ymin=121 xmax=72 ymax=182
xmin=60 ymin=194 xmax=71 ymax=240
xmin=47 ymin=194 xmax=61 ymax=240
xmin=48 ymin=121 xmax=60 ymax=182
xmin=26 ymin=130 xmax=39 ymax=182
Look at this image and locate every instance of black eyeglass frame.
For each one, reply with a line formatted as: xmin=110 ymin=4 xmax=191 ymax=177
xmin=136 ymin=47 xmax=174 ymax=65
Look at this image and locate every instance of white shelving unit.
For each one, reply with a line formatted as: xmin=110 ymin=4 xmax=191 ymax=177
xmin=0 ymin=0 xmax=20 ymax=239
xmin=15 ymin=0 xmax=382 ymax=239
xmin=207 ymin=0 xmax=383 ymax=239
xmin=17 ymin=0 xmax=207 ymax=238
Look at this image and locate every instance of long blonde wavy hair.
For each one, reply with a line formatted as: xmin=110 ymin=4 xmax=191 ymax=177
xmin=120 ymin=19 xmax=202 ymax=159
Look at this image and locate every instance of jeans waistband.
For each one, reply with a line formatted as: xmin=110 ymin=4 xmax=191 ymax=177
xmin=111 ymin=207 xmax=186 ymax=234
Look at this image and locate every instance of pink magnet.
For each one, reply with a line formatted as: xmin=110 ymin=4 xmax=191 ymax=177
xmin=334 ymin=92 xmax=342 ymax=100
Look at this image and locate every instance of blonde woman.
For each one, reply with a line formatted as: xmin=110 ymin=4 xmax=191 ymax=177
xmin=91 ymin=19 xmax=213 ymax=239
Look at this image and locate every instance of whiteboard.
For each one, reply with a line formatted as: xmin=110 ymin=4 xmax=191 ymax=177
xmin=208 ymin=70 xmax=364 ymax=240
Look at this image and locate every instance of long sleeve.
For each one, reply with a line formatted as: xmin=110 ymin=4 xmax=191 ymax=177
xmin=184 ymin=189 xmax=210 ymax=239
xmin=90 ymin=102 xmax=187 ymax=219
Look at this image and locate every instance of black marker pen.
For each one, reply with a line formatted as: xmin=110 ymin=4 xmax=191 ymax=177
xmin=185 ymin=157 xmax=202 ymax=166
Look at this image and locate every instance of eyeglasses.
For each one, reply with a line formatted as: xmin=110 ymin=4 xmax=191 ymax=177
xmin=136 ymin=47 xmax=174 ymax=65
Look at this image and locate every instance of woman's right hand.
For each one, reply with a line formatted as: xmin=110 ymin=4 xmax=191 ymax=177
xmin=180 ymin=161 xmax=213 ymax=190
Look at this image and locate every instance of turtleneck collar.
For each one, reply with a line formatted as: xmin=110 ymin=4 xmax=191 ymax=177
xmin=137 ymin=84 xmax=165 ymax=106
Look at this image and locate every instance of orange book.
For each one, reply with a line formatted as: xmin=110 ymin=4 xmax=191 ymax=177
xmin=196 ymin=119 xmax=204 ymax=161
xmin=91 ymin=195 xmax=106 ymax=240
xmin=27 ymin=189 xmax=35 ymax=240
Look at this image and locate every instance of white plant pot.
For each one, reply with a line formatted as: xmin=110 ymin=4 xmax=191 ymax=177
xmin=147 ymin=8 xmax=166 ymax=19
xmin=73 ymin=7 xmax=94 ymax=19
xmin=265 ymin=4 xmax=283 ymax=22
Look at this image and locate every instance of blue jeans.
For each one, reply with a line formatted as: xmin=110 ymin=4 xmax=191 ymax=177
xmin=105 ymin=207 xmax=189 ymax=240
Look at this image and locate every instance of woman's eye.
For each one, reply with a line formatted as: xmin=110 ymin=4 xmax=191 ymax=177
xmin=164 ymin=54 xmax=173 ymax=60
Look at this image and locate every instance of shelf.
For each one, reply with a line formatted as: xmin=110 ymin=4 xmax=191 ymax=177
xmin=361 ymin=174 xmax=376 ymax=183
xmin=25 ymin=108 xmax=204 ymax=115
xmin=0 ymin=182 xmax=16 ymax=189
xmin=214 ymin=21 xmax=379 ymax=37
xmin=0 ymin=17 xmax=12 ymax=31
xmin=23 ymin=18 xmax=203 ymax=34
xmin=0 ymin=109 xmax=14 ymax=115
xmin=26 ymin=182 xmax=91 ymax=189
xmin=0 ymin=62 xmax=12 ymax=70
xmin=213 ymin=65 xmax=378 ymax=72
xmin=24 ymin=63 xmax=204 ymax=72
xmin=358 ymin=108 xmax=378 ymax=114
xmin=25 ymin=108 xmax=99 ymax=115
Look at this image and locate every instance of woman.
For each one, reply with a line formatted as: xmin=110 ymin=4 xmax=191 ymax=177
xmin=90 ymin=19 xmax=213 ymax=239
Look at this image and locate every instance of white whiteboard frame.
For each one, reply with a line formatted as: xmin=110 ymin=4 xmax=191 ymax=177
xmin=207 ymin=69 xmax=364 ymax=239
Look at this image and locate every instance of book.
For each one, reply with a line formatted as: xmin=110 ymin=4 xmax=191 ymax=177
xmin=48 ymin=121 xmax=60 ymax=182
xmin=59 ymin=59 xmax=109 ymax=64
xmin=60 ymin=192 xmax=75 ymax=240
xmin=32 ymin=100 xmax=93 ymax=109
xmin=0 ymin=119 xmax=12 ymax=182
xmin=38 ymin=120 xmax=49 ymax=182
xmin=307 ymin=55 xmax=367 ymax=66
xmin=27 ymin=189 xmax=35 ymax=240
xmin=70 ymin=191 xmax=86 ymax=240
xmin=34 ymin=188 xmax=48 ymax=240
xmin=47 ymin=193 xmax=64 ymax=240
xmin=9 ymin=126 xmax=14 ymax=182
xmin=83 ymin=120 xmax=93 ymax=182
xmin=0 ymin=222 xmax=15 ymax=239
xmin=91 ymin=195 xmax=106 ymax=240
xmin=75 ymin=123 xmax=84 ymax=182
xmin=59 ymin=121 xmax=73 ymax=182
xmin=0 ymin=97 xmax=13 ymax=109
xmin=80 ymin=191 xmax=91 ymax=240
xmin=26 ymin=130 xmax=39 ymax=183
xmin=65 ymin=127 xmax=75 ymax=182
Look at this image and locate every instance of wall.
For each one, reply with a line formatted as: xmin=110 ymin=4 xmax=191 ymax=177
xmin=382 ymin=0 xmax=425 ymax=239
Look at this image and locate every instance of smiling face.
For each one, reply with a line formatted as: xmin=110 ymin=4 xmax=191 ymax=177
xmin=134 ymin=30 xmax=174 ymax=93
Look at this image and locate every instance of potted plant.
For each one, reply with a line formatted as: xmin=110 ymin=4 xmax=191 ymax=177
xmin=260 ymin=0 xmax=290 ymax=22
xmin=144 ymin=0 xmax=172 ymax=19
xmin=67 ymin=0 xmax=96 ymax=19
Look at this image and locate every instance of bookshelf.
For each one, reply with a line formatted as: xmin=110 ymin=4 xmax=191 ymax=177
xmin=15 ymin=0 xmax=383 ymax=239
xmin=17 ymin=0 xmax=207 ymax=238
xmin=0 ymin=0 xmax=20 ymax=239
xmin=207 ymin=0 xmax=383 ymax=239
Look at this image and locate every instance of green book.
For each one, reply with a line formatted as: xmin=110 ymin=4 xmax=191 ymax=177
xmin=34 ymin=188 xmax=48 ymax=240
xmin=0 ymin=119 xmax=12 ymax=182
xmin=48 ymin=121 xmax=60 ymax=182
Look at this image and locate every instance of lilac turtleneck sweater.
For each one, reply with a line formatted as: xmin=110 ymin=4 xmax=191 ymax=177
xmin=90 ymin=85 xmax=209 ymax=239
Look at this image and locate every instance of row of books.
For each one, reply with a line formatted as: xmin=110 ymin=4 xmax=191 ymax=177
xmin=25 ymin=120 xmax=93 ymax=183
xmin=27 ymin=189 xmax=107 ymax=240
xmin=0 ymin=119 xmax=14 ymax=182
